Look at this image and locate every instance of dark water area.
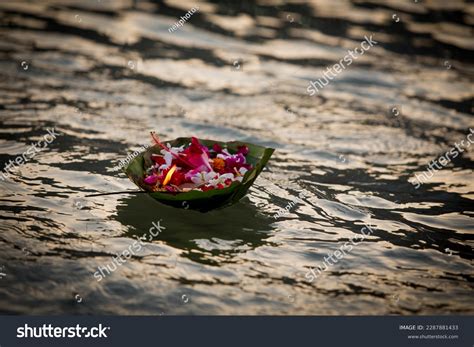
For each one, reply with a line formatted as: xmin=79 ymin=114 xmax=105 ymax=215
xmin=0 ymin=0 xmax=473 ymax=315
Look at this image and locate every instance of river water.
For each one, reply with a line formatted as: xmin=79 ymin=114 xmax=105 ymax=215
xmin=0 ymin=0 xmax=473 ymax=315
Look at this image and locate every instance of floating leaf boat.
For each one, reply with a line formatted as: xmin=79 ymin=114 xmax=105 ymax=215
xmin=124 ymin=137 xmax=274 ymax=212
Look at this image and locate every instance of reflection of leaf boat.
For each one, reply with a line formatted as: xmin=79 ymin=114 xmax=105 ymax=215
xmin=124 ymin=137 xmax=274 ymax=212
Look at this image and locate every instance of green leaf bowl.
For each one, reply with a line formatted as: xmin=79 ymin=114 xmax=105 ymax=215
xmin=124 ymin=137 xmax=275 ymax=212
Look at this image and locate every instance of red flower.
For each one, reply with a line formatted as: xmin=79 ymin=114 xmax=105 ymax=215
xmin=237 ymin=145 xmax=249 ymax=156
xmin=151 ymin=154 xmax=166 ymax=166
xmin=223 ymin=153 xmax=246 ymax=171
xmin=182 ymin=137 xmax=212 ymax=172
xmin=170 ymin=170 xmax=185 ymax=186
xmin=212 ymin=143 xmax=223 ymax=153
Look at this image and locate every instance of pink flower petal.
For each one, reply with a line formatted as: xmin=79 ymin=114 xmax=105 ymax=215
xmin=144 ymin=174 xmax=159 ymax=185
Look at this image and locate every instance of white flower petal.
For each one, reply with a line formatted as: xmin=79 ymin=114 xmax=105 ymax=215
xmin=239 ymin=167 xmax=248 ymax=175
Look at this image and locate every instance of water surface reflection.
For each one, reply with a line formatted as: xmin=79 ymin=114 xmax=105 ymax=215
xmin=0 ymin=0 xmax=472 ymax=314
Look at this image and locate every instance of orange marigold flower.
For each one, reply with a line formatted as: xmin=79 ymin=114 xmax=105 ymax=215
xmin=212 ymin=158 xmax=225 ymax=171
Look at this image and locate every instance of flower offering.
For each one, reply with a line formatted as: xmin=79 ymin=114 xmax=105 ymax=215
xmin=144 ymin=133 xmax=253 ymax=193
xmin=124 ymin=134 xmax=274 ymax=211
